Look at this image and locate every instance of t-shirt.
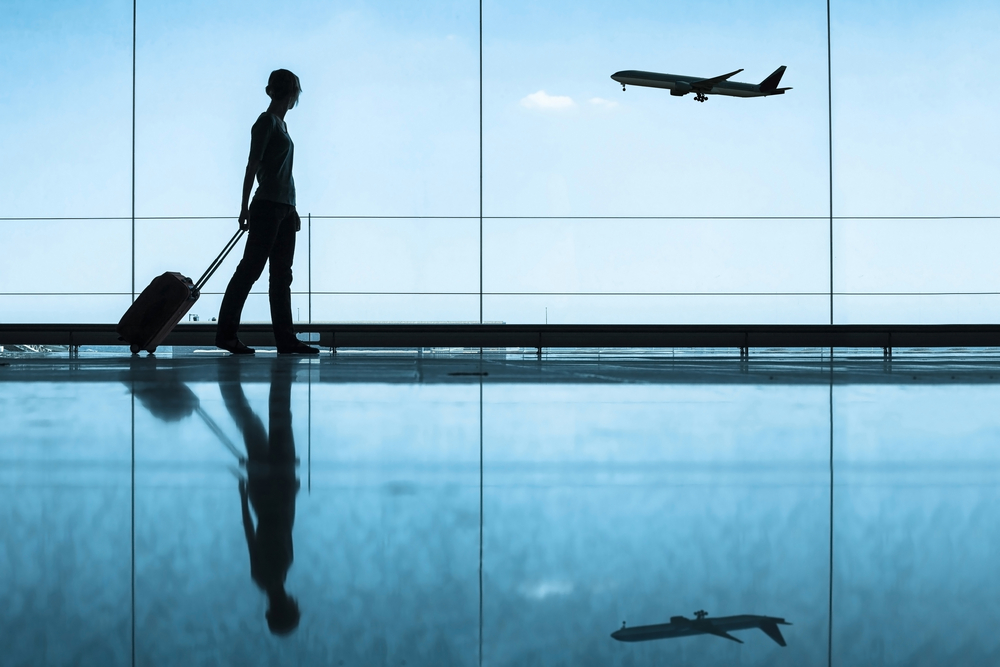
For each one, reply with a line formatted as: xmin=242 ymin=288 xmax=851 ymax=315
xmin=248 ymin=112 xmax=296 ymax=206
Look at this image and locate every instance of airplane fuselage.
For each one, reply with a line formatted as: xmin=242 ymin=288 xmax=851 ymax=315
xmin=611 ymin=70 xmax=780 ymax=98
xmin=612 ymin=613 xmax=791 ymax=645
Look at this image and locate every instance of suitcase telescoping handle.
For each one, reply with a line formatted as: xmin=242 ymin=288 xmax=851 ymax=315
xmin=195 ymin=406 xmax=246 ymax=464
xmin=194 ymin=229 xmax=246 ymax=292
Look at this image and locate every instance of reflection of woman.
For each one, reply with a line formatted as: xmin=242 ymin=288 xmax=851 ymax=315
xmin=220 ymin=359 xmax=301 ymax=635
xmin=216 ymin=68 xmax=318 ymax=356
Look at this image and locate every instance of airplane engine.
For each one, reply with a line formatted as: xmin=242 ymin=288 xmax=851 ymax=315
xmin=670 ymin=81 xmax=692 ymax=96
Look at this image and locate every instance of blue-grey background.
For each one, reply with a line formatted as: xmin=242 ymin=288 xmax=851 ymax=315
xmin=1 ymin=0 xmax=999 ymax=325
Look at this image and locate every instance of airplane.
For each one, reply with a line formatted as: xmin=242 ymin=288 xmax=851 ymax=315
xmin=610 ymin=66 xmax=791 ymax=102
xmin=611 ymin=610 xmax=791 ymax=645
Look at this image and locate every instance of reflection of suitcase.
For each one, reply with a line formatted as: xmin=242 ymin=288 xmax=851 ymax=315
xmin=117 ymin=230 xmax=245 ymax=354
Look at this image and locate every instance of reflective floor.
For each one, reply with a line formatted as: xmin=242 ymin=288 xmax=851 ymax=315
xmin=3 ymin=351 xmax=1000 ymax=666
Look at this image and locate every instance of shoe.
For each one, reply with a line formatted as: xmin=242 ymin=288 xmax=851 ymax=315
xmin=216 ymin=338 xmax=256 ymax=355
xmin=277 ymin=342 xmax=320 ymax=355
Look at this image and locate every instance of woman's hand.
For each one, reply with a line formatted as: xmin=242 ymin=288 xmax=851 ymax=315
xmin=238 ymin=206 xmax=250 ymax=231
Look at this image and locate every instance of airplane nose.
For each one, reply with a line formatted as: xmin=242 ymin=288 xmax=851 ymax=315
xmin=611 ymin=71 xmax=624 ymax=81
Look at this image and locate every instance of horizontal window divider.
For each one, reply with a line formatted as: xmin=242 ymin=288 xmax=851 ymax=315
xmin=5 ymin=215 xmax=1000 ymax=222
xmin=482 ymin=292 xmax=1000 ymax=297
xmin=0 ymin=217 xmax=133 ymax=221
xmin=482 ymin=215 xmax=1000 ymax=220
xmin=7 ymin=291 xmax=1000 ymax=297
xmin=308 ymin=292 xmax=834 ymax=296
xmin=308 ymin=215 xmax=479 ymax=220
xmin=832 ymin=292 xmax=1000 ymax=297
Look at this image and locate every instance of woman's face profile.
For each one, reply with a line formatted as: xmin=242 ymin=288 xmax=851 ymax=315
xmin=286 ymin=90 xmax=300 ymax=110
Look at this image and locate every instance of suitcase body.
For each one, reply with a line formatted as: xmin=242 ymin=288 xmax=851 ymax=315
xmin=117 ymin=272 xmax=199 ymax=354
xmin=116 ymin=230 xmax=244 ymax=355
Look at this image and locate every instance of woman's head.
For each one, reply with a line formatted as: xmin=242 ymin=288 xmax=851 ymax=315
xmin=265 ymin=592 xmax=300 ymax=636
xmin=266 ymin=69 xmax=301 ymax=109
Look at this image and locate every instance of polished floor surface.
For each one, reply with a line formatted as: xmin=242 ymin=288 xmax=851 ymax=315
xmin=3 ymin=350 xmax=1000 ymax=666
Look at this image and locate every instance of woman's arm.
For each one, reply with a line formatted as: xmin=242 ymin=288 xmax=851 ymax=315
xmin=239 ymin=158 xmax=261 ymax=230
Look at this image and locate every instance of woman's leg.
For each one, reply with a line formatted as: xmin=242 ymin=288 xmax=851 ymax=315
xmin=267 ymin=359 xmax=296 ymax=466
xmin=267 ymin=208 xmax=298 ymax=350
xmin=216 ymin=202 xmax=283 ymax=343
xmin=218 ymin=360 xmax=269 ymax=462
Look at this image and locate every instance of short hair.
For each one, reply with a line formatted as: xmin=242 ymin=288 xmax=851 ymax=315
xmin=266 ymin=596 xmax=300 ymax=636
xmin=266 ymin=69 xmax=301 ymax=101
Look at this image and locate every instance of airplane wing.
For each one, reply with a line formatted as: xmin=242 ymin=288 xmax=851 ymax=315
xmin=691 ymin=68 xmax=743 ymax=91
xmin=701 ymin=625 xmax=744 ymax=644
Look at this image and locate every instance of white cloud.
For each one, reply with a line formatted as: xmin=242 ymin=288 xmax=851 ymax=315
xmin=589 ymin=97 xmax=619 ymax=110
xmin=520 ymin=90 xmax=576 ymax=111
xmin=518 ymin=580 xmax=574 ymax=600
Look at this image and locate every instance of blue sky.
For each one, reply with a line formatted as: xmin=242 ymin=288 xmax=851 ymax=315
xmin=1 ymin=0 xmax=999 ymax=325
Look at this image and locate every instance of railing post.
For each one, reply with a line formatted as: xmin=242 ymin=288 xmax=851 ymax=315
xmin=308 ymin=212 xmax=312 ymax=324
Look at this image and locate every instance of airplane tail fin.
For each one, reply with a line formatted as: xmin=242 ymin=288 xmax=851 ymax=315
xmin=758 ymin=621 xmax=788 ymax=647
xmin=759 ymin=66 xmax=787 ymax=93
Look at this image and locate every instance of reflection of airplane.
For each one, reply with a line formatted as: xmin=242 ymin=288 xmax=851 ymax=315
xmin=611 ymin=610 xmax=791 ymax=646
xmin=611 ymin=66 xmax=790 ymax=102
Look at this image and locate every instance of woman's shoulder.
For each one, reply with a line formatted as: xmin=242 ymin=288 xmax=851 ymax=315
xmin=252 ymin=112 xmax=277 ymax=128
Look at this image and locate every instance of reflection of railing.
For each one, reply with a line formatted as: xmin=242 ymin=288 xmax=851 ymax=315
xmin=3 ymin=214 xmax=1000 ymax=325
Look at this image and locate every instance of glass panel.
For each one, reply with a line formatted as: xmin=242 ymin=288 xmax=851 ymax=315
xmin=0 ymin=381 xmax=132 ymax=666
xmin=0 ymin=295 xmax=134 ymax=325
xmin=0 ymin=219 xmax=132 ymax=323
xmin=484 ymin=383 xmax=830 ymax=665
xmin=132 ymin=363 xmax=480 ymax=661
xmin=305 ymin=381 xmax=480 ymax=662
xmin=834 ymin=219 xmax=1000 ymax=323
xmin=483 ymin=293 xmax=830 ymax=325
xmin=484 ymin=218 xmax=829 ymax=323
xmin=133 ymin=217 xmax=249 ymax=325
xmin=831 ymin=1 xmax=1000 ymax=217
xmin=135 ymin=216 xmax=480 ymax=325
xmin=311 ymin=218 xmax=479 ymax=294
xmin=0 ymin=1 xmax=132 ymax=219
xmin=833 ymin=385 xmax=1000 ymax=662
xmin=310 ymin=294 xmax=480 ymax=324
xmin=310 ymin=217 xmax=479 ymax=322
xmin=135 ymin=0 xmax=479 ymax=219
xmin=483 ymin=0 xmax=829 ymax=217
xmin=0 ymin=220 xmax=132 ymax=294
xmin=831 ymin=1 xmax=1000 ymax=323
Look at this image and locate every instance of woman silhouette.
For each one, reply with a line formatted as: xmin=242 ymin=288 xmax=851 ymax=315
xmin=216 ymin=69 xmax=318 ymax=355
xmin=220 ymin=359 xmax=301 ymax=635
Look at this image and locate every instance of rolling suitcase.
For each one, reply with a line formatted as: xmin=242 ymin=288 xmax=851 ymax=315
xmin=117 ymin=230 xmax=246 ymax=355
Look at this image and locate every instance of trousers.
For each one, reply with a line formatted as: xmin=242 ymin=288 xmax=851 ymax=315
xmin=217 ymin=199 xmax=298 ymax=348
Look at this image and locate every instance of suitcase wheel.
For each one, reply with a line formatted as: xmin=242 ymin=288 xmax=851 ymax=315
xmin=147 ymin=347 xmax=157 ymax=355
xmin=130 ymin=344 xmax=141 ymax=355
